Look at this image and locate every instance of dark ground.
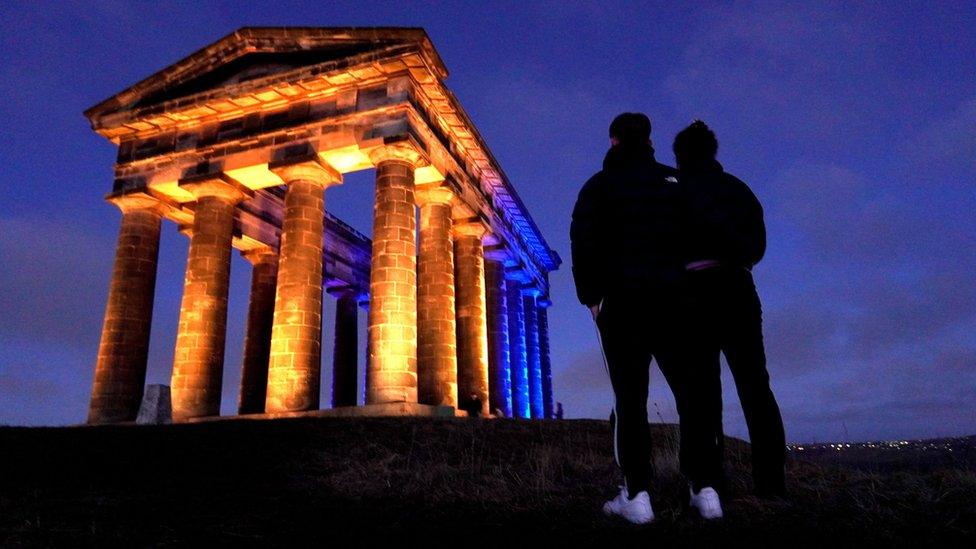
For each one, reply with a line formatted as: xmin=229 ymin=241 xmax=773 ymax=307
xmin=1 ymin=417 xmax=973 ymax=547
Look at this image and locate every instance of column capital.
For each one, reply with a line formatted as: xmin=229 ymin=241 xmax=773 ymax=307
xmin=504 ymin=264 xmax=533 ymax=284
xmin=521 ymin=285 xmax=543 ymax=298
xmin=414 ymin=183 xmax=454 ymax=206
xmin=368 ymin=142 xmax=428 ymax=168
xmin=106 ymin=190 xmax=167 ymax=215
xmin=484 ymin=242 xmax=512 ymax=263
xmin=538 ymin=297 xmax=553 ymax=308
xmin=240 ymin=245 xmax=277 ymax=266
xmin=177 ymin=223 xmax=193 ymax=237
xmin=269 ymin=157 xmax=342 ymax=188
xmin=452 ymin=217 xmax=489 ymax=240
xmin=178 ymin=174 xmax=251 ymax=203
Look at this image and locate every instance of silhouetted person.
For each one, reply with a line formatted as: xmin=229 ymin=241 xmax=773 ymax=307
xmin=570 ymin=112 xmax=687 ymax=524
xmin=461 ymin=393 xmax=483 ymax=418
xmin=674 ymin=120 xmax=787 ymax=498
xmin=555 ymin=402 xmax=564 ymax=420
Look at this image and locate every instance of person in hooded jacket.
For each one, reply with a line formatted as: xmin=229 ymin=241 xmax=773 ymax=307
xmin=571 ymin=112 xmax=712 ymax=524
xmin=674 ymin=120 xmax=787 ymax=500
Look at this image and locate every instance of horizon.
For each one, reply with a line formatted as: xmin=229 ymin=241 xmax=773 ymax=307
xmin=0 ymin=1 xmax=974 ymax=444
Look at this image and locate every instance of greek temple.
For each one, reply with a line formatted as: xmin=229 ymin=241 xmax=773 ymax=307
xmin=83 ymin=27 xmax=561 ymax=424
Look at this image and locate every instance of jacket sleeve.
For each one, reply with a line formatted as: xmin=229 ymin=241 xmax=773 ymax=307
xmin=570 ymin=175 xmax=605 ymax=307
xmin=732 ymin=179 xmax=766 ymax=268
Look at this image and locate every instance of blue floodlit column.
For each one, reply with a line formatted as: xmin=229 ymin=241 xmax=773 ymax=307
xmin=538 ymin=297 xmax=553 ymax=419
xmin=523 ymin=288 xmax=544 ymax=419
xmin=485 ymin=259 xmax=512 ymax=418
xmin=506 ymin=279 xmax=530 ymax=418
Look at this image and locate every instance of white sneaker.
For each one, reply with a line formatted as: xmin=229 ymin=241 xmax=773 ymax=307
xmin=603 ymin=485 xmax=655 ymax=524
xmin=689 ymin=486 xmax=724 ymax=519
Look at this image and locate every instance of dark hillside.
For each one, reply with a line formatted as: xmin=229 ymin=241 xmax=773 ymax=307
xmin=1 ymin=417 xmax=973 ymax=546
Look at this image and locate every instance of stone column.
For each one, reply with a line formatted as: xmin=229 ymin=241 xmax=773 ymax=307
xmin=366 ymin=145 xmax=422 ymax=404
xmin=506 ymin=278 xmax=530 ymax=418
xmin=88 ymin=192 xmax=164 ymax=425
xmin=485 ymin=258 xmax=512 ymax=418
xmin=170 ymin=177 xmax=247 ymax=421
xmin=362 ymin=298 xmax=371 ymax=406
xmin=415 ymin=184 xmax=458 ymax=407
xmin=538 ymin=298 xmax=554 ymax=420
xmin=237 ymin=247 xmax=278 ymax=415
xmin=331 ymin=289 xmax=359 ymax=408
xmin=523 ymin=289 xmax=544 ymax=419
xmin=265 ymin=159 xmax=342 ymax=413
xmin=454 ymin=221 xmax=490 ymax=417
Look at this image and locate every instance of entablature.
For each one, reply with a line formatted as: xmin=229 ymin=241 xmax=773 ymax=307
xmin=87 ymin=27 xmax=559 ymax=294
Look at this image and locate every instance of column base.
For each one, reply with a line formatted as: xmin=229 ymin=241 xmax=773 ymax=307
xmin=185 ymin=403 xmax=486 ymax=422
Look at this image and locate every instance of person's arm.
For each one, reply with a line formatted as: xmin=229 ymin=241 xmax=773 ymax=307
xmin=570 ymin=175 xmax=605 ymax=315
xmin=729 ymin=178 xmax=766 ymax=268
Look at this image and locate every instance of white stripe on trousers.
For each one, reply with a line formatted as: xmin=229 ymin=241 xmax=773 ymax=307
xmin=592 ymin=299 xmax=624 ymax=492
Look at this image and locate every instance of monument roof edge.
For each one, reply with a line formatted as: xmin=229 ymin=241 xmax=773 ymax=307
xmin=83 ymin=26 xmax=447 ymax=124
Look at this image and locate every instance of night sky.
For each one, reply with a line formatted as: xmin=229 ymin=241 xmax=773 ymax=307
xmin=1 ymin=1 xmax=973 ymax=443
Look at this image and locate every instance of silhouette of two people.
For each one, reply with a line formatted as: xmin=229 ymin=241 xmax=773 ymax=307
xmin=570 ymin=113 xmax=786 ymax=520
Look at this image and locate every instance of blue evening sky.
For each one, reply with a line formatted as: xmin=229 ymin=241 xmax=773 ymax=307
xmin=0 ymin=1 xmax=973 ymax=442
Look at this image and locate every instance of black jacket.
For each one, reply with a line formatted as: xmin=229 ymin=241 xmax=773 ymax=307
xmin=681 ymin=159 xmax=765 ymax=269
xmin=570 ymin=143 xmax=685 ymax=307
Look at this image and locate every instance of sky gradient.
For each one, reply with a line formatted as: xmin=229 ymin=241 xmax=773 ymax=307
xmin=0 ymin=1 xmax=973 ymax=443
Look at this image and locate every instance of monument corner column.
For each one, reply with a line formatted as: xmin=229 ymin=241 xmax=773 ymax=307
xmin=88 ymin=191 xmax=165 ymax=425
xmin=170 ymin=176 xmax=249 ymax=422
xmin=264 ymin=157 xmax=342 ymax=414
xmin=366 ymin=144 xmax=424 ymax=405
xmin=416 ymin=184 xmax=458 ymax=407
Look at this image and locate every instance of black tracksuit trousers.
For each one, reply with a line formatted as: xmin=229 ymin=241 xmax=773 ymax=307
xmin=599 ymin=267 xmax=786 ymax=498
xmin=682 ymin=265 xmax=787 ymax=496
xmin=596 ymin=286 xmax=685 ymax=498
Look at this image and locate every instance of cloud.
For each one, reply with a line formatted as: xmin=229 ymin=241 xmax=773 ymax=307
xmin=663 ymin=3 xmax=887 ymax=147
xmin=906 ymin=95 xmax=976 ymax=167
xmin=553 ymin=348 xmax=613 ymax=419
xmin=763 ymin=299 xmax=841 ymax=378
xmin=0 ymin=216 xmax=114 ymax=348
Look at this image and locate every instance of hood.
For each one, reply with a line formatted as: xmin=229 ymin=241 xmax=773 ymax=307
xmin=680 ymin=158 xmax=724 ymax=176
xmin=602 ymin=142 xmax=657 ymax=171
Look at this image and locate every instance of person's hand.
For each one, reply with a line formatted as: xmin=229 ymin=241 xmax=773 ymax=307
xmin=589 ymin=301 xmax=601 ymax=320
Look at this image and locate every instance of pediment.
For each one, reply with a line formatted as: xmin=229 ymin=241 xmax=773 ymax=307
xmin=85 ymin=27 xmax=446 ymax=123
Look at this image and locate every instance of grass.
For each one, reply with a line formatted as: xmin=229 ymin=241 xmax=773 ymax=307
xmin=1 ymin=417 xmax=973 ymax=546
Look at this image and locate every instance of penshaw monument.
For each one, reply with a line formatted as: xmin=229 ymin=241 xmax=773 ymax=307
xmin=83 ymin=27 xmax=560 ymax=424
